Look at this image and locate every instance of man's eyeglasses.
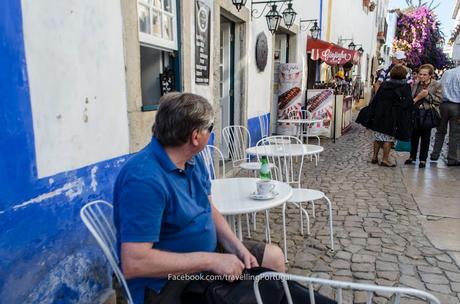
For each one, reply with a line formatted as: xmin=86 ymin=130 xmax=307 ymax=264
xmin=207 ymin=122 xmax=214 ymax=133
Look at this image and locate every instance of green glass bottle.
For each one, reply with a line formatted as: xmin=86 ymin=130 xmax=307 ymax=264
xmin=259 ymin=156 xmax=271 ymax=181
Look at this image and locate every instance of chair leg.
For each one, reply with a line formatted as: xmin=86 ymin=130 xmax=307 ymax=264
xmin=264 ymin=210 xmax=271 ymax=244
xmin=311 ymin=201 xmax=316 ymax=217
xmin=323 ymin=196 xmax=334 ymax=251
xmin=301 ymin=206 xmax=310 ymax=235
xmin=252 ymin=212 xmax=257 ymax=231
xmin=299 ymin=202 xmax=304 ymax=236
xmin=246 ymin=214 xmax=251 ymax=238
xmin=282 ymin=203 xmax=288 ymax=263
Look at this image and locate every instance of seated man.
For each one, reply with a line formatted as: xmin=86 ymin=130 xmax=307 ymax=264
xmin=113 ymin=92 xmax=285 ymax=304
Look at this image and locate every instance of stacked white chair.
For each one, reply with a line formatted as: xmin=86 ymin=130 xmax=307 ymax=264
xmin=80 ymin=200 xmax=134 ymax=304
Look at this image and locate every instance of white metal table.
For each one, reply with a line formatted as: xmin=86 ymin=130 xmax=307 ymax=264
xmin=246 ymin=144 xmax=324 ymax=165
xmin=211 ymin=178 xmax=292 ymax=240
xmin=278 ymin=118 xmax=323 ymax=144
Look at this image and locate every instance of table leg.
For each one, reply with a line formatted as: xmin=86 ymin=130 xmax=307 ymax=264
xmin=237 ymin=214 xmax=243 ymax=240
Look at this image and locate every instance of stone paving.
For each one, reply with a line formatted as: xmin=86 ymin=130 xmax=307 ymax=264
xmin=242 ymin=123 xmax=460 ymax=303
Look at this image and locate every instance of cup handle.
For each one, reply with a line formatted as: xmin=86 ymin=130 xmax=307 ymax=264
xmin=269 ymin=184 xmax=275 ymax=192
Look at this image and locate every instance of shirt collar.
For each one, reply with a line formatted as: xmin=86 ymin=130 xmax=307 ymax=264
xmin=149 ymin=137 xmax=196 ymax=172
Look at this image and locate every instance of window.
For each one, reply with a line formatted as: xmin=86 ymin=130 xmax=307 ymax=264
xmin=138 ymin=0 xmax=177 ymax=50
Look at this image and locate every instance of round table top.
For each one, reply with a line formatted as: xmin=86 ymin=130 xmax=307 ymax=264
xmin=211 ymin=178 xmax=292 ymax=215
xmin=278 ymin=118 xmax=323 ymax=124
xmin=246 ymin=144 xmax=324 ymax=157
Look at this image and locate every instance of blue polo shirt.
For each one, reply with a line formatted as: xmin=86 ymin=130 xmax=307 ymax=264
xmin=113 ymin=137 xmax=217 ymax=304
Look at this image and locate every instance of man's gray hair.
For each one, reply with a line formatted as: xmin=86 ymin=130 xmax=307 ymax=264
xmin=152 ymin=92 xmax=214 ymax=147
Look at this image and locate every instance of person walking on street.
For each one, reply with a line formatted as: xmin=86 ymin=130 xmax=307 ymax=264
xmin=373 ymin=50 xmax=409 ymax=92
xmin=405 ymin=64 xmax=443 ymax=168
xmin=357 ymin=65 xmax=414 ymax=167
xmin=430 ymin=65 xmax=460 ymax=166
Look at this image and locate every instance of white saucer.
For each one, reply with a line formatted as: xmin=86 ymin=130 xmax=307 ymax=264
xmin=249 ymin=191 xmax=279 ymax=200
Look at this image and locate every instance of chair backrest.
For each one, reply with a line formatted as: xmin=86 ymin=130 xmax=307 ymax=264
xmin=256 ymin=136 xmax=304 ymax=187
xmin=253 ymin=272 xmax=441 ymax=304
xmin=198 ymin=145 xmax=226 ymax=180
xmin=80 ymin=200 xmax=134 ymax=304
xmin=258 ymin=114 xmax=270 ymax=139
xmin=288 ymin=109 xmax=311 ymax=120
xmin=222 ymin=125 xmax=252 ymax=167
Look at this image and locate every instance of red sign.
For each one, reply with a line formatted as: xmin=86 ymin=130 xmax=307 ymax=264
xmin=307 ymin=37 xmax=360 ymax=66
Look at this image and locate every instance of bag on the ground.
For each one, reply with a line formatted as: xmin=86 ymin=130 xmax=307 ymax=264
xmin=181 ymin=267 xmax=336 ymax=304
xmin=395 ymin=140 xmax=411 ymax=152
xmin=415 ymin=107 xmax=440 ymax=130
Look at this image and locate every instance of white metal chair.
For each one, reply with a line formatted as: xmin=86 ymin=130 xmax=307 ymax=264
xmin=287 ymin=109 xmax=321 ymax=145
xmin=80 ymin=200 xmax=134 ymax=304
xmin=254 ymin=272 xmax=441 ymax=304
xmin=222 ymin=125 xmax=261 ymax=171
xmin=257 ymin=136 xmax=334 ymax=262
xmin=199 ymin=145 xmax=226 ymax=180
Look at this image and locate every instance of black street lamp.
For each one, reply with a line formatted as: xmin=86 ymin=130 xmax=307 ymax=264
xmin=300 ymin=19 xmax=321 ymax=40
xmin=232 ymin=0 xmax=247 ymax=12
xmin=348 ymin=41 xmax=356 ymax=50
xmin=250 ymin=0 xmax=297 ymax=34
xmin=265 ymin=4 xmax=282 ymax=34
xmin=282 ymin=2 xmax=297 ymax=28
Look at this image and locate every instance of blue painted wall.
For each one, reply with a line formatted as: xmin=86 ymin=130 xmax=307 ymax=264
xmin=0 ymin=1 xmax=128 ymax=302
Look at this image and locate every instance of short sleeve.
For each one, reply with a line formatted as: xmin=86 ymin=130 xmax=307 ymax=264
xmin=118 ymin=179 xmax=167 ymax=243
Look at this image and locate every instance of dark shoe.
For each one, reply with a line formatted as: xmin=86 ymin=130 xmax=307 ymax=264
xmin=371 ymin=158 xmax=378 ymax=164
xmin=446 ymin=161 xmax=460 ymax=167
xmin=419 ymin=161 xmax=426 ymax=168
xmin=404 ymin=158 xmax=414 ymax=165
xmin=380 ymin=161 xmax=396 ymax=167
xmin=430 ymin=155 xmax=439 ymax=161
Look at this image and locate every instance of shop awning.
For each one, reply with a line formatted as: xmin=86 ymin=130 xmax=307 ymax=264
xmin=307 ymin=37 xmax=360 ymax=66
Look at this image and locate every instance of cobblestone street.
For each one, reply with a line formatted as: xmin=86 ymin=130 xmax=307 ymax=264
xmin=246 ymin=123 xmax=460 ymax=303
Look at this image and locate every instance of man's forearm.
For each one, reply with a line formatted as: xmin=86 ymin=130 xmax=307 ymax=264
xmin=121 ymin=243 xmax=216 ymax=279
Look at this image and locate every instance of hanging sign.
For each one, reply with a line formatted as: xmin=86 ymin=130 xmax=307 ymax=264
xmin=307 ymin=38 xmax=360 ymax=66
xmin=276 ymin=63 xmax=303 ymax=135
xmin=195 ymin=0 xmax=211 ymax=85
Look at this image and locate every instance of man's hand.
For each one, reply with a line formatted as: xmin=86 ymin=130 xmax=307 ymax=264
xmin=208 ymin=253 xmax=245 ymax=281
xmin=418 ymin=89 xmax=429 ymax=99
xmin=236 ymin=246 xmax=259 ymax=269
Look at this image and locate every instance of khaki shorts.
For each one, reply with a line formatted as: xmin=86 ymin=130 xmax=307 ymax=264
xmin=144 ymin=241 xmax=266 ymax=304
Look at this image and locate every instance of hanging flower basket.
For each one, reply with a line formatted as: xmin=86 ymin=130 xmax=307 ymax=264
xmin=363 ymin=0 xmax=370 ymax=7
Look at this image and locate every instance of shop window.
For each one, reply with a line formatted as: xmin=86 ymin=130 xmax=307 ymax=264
xmin=140 ymin=46 xmax=176 ymax=111
xmin=138 ymin=0 xmax=177 ymax=50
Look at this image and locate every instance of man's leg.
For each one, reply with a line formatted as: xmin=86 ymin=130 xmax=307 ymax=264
xmin=431 ymin=103 xmax=449 ymax=160
xmin=243 ymin=240 xmax=285 ymax=272
xmin=447 ymin=104 xmax=460 ymax=164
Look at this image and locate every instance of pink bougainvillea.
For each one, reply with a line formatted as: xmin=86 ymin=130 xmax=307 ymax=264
xmin=393 ymin=6 xmax=447 ymax=68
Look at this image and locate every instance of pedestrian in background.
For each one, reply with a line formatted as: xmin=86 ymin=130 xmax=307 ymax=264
xmin=430 ymin=65 xmax=460 ymax=166
xmin=405 ymin=64 xmax=443 ymax=168
xmin=357 ymin=64 xmax=414 ymax=167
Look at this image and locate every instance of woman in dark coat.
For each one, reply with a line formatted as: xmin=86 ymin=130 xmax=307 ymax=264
xmin=357 ymin=64 xmax=414 ymax=167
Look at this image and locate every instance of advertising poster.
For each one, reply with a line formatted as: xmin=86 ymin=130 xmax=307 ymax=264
xmin=306 ymin=89 xmax=334 ymax=138
xmin=277 ymin=63 xmax=303 ymax=135
xmin=195 ymin=0 xmax=210 ymax=85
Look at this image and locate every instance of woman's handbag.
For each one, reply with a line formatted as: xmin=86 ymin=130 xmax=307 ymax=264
xmin=355 ymin=105 xmax=373 ymax=129
xmin=395 ymin=140 xmax=411 ymax=152
xmin=416 ymin=106 xmax=440 ymax=130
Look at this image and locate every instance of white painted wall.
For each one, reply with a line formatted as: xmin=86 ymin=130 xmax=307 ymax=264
xmin=22 ymin=0 xmax=130 ymax=177
xmin=247 ymin=17 xmax=274 ymax=118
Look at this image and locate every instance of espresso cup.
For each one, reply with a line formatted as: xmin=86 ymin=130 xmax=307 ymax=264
xmin=256 ymin=180 xmax=275 ymax=196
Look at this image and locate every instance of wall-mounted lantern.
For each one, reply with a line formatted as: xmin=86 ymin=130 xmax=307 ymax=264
xmin=250 ymin=0 xmax=297 ymax=34
xmin=300 ymin=19 xmax=321 ymax=39
xmin=232 ymin=0 xmax=247 ymax=11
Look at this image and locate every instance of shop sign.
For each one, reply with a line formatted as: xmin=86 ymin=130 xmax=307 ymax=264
xmin=195 ymin=0 xmax=211 ymax=85
xmin=276 ymin=63 xmax=303 ymax=135
xmin=307 ymin=38 xmax=359 ymax=66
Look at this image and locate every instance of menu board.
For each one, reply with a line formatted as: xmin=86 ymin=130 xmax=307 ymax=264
xmin=195 ymin=0 xmax=211 ymax=85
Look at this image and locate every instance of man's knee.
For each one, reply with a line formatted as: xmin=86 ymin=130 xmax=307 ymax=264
xmin=262 ymin=244 xmax=285 ymax=272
